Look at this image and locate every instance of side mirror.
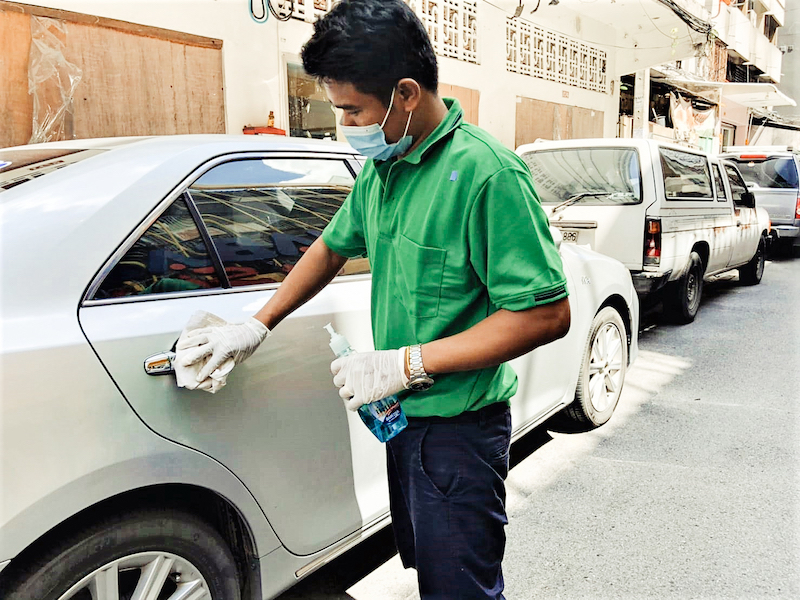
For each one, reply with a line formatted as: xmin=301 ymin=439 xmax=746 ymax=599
xmin=738 ymin=191 xmax=756 ymax=208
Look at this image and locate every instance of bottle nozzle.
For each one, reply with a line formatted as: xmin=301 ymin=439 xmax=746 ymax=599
xmin=324 ymin=322 xmax=353 ymax=357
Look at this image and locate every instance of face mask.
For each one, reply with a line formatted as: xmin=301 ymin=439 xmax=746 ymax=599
xmin=340 ymin=88 xmax=413 ymax=161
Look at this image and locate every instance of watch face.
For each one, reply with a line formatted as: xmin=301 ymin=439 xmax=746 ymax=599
xmin=408 ymin=376 xmax=434 ymax=392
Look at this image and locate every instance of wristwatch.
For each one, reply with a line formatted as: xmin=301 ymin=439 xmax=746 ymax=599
xmin=407 ymin=344 xmax=434 ymax=392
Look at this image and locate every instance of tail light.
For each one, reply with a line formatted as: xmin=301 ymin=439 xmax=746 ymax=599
xmin=644 ymin=218 xmax=661 ymax=266
xmin=795 ymin=194 xmax=800 ymax=219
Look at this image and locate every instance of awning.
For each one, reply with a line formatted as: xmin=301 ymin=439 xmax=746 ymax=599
xmin=720 ymin=83 xmax=796 ymax=108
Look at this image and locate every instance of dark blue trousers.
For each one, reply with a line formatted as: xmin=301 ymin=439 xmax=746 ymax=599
xmin=387 ymin=402 xmax=511 ymax=600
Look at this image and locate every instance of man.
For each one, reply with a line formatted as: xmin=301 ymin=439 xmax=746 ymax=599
xmin=178 ymin=1 xmax=570 ymax=597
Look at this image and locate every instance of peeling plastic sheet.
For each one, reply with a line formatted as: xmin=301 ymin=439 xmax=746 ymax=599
xmin=28 ymin=16 xmax=82 ymax=144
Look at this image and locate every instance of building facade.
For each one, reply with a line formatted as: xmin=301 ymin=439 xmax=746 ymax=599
xmin=3 ymin=0 xmax=723 ymax=151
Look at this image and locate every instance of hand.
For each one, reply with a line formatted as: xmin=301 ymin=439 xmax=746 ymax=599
xmin=176 ymin=316 xmax=270 ymax=382
xmin=331 ymin=348 xmax=409 ymax=411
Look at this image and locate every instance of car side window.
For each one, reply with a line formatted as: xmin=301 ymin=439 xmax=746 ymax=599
xmin=724 ymin=165 xmax=748 ymax=205
xmin=659 ymin=147 xmax=713 ymax=200
xmin=712 ymin=164 xmax=727 ymax=202
xmin=92 ymin=198 xmax=221 ymax=299
xmin=188 ymin=157 xmax=369 ymax=286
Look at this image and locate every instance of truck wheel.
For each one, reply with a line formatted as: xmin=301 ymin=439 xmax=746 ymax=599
xmin=664 ymin=251 xmax=704 ymax=324
xmin=1 ymin=508 xmax=241 ymax=600
xmin=739 ymin=236 xmax=766 ymax=285
xmin=566 ymin=306 xmax=628 ymax=427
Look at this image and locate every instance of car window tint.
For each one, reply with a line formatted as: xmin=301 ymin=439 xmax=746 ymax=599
xmin=189 ymin=158 xmax=368 ymax=286
xmin=724 ymin=165 xmax=748 ymax=204
xmin=731 ymin=156 xmax=799 ymax=189
xmin=712 ymin=164 xmax=727 ymax=202
xmin=659 ymin=147 xmax=713 ymax=200
xmin=93 ymin=198 xmax=221 ymax=299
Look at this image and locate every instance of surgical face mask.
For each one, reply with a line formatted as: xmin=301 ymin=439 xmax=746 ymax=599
xmin=340 ymin=89 xmax=413 ymax=161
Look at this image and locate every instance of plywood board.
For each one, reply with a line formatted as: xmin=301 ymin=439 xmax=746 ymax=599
xmin=1 ymin=1 xmax=224 ymax=147
xmin=516 ymin=96 xmax=603 ymax=147
xmin=0 ymin=9 xmax=33 ymax=148
xmin=66 ymin=21 xmax=224 ymax=138
xmin=515 ymin=97 xmax=556 ymax=147
xmin=571 ymin=105 xmax=604 ymax=139
xmin=440 ymin=83 xmax=479 ymax=125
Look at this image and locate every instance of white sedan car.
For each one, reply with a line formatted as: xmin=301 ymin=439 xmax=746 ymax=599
xmin=0 ymin=135 xmax=638 ymax=600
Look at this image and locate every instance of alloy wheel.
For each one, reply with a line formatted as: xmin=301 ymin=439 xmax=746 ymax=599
xmin=58 ymin=551 xmax=212 ymax=600
xmin=587 ymin=322 xmax=624 ymax=414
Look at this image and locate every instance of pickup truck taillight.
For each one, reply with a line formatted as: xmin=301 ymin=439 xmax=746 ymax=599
xmin=644 ymin=218 xmax=661 ymax=266
xmin=796 ymin=194 xmax=800 ymax=219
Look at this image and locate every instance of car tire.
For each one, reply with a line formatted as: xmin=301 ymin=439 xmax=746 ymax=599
xmin=566 ymin=306 xmax=628 ymax=428
xmin=738 ymin=236 xmax=766 ymax=286
xmin=1 ymin=508 xmax=241 ymax=600
xmin=664 ymin=251 xmax=704 ymax=324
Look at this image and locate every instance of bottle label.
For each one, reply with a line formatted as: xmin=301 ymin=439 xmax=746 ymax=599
xmin=368 ymin=399 xmax=401 ymax=424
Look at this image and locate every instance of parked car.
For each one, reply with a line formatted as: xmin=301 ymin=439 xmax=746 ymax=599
xmin=0 ymin=135 xmax=638 ymax=600
xmin=517 ymin=138 xmax=771 ymax=323
xmin=720 ymin=145 xmax=800 ymax=255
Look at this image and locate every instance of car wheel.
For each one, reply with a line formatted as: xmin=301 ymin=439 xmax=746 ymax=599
xmin=738 ymin=236 xmax=766 ymax=285
xmin=2 ymin=509 xmax=240 ymax=600
xmin=566 ymin=306 xmax=628 ymax=427
xmin=664 ymin=251 xmax=704 ymax=324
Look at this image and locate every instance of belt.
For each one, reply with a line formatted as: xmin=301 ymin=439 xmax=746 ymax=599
xmin=406 ymin=401 xmax=509 ymax=424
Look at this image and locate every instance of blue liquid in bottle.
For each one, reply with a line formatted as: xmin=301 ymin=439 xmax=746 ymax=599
xmin=325 ymin=323 xmax=407 ymax=442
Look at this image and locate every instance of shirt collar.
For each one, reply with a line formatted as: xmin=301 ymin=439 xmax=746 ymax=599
xmin=399 ymin=97 xmax=463 ymax=165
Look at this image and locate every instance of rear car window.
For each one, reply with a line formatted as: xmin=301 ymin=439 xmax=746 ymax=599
xmin=729 ymin=156 xmax=799 ymax=190
xmin=189 ymin=157 xmax=367 ymax=286
xmin=520 ymin=147 xmax=642 ymax=205
xmin=0 ymin=148 xmax=103 ymax=193
xmin=92 ymin=198 xmax=221 ymax=299
xmin=659 ymin=147 xmax=713 ymax=200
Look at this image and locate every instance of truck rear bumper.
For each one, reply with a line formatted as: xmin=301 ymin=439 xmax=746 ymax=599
xmin=631 ymin=270 xmax=672 ymax=297
xmin=771 ymin=225 xmax=800 ymax=239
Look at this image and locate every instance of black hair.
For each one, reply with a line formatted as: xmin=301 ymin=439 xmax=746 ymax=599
xmin=301 ymin=0 xmax=438 ymax=106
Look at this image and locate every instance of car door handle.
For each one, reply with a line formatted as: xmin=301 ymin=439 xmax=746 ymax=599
xmin=144 ymin=351 xmax=176 ymax=375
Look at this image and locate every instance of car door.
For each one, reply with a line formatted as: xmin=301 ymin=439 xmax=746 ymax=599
xmin=79 ymin=152 xmax=389 ymax=557
xmin=507 ymin=241 xmax=579 ymax=431
xmin=709 ymin=162 xmax=735 ymax=271
xmin=723 ymin=163 xmax=760 ymax=267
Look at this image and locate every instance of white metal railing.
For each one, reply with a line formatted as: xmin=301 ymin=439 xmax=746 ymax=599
xmin=506 ymin=18 xmax=607 ymax=93
xmin=275 ymin=0 xmax=479 ymax=64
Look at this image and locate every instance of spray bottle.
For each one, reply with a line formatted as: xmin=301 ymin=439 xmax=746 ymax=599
xmin=324 ymin=323 xmax=407 ymax=442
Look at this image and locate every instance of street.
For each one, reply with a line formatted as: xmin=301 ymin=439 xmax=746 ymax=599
xmin=278 ymin=253 xmax=800 ymax=600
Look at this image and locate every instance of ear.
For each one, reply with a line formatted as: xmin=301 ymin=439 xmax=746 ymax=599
xmin=396 ymin=78 xmax=422 ymax=112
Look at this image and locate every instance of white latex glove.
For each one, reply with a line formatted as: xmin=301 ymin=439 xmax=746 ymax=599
xmin=331 ymin=348 xmax=409 ymax=412
xmin=176 ymin=311 xmax=270 ymax=383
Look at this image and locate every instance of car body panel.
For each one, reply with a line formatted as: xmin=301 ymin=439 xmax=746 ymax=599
xmin=0 ymin=315 xmax=279 ymax=563
xmin=1 ymin=135 xmax=639 ymax=598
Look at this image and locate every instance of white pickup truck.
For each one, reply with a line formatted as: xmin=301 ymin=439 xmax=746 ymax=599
xmin=517 ymin=139 xmax=771 ymax=323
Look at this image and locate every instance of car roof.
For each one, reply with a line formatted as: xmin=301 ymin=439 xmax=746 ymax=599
xmin=721 ymin=145 xmax=797 ymax=156
xmin=515 ymin=137 xmax=710 ymax=157
xmin=1 ymin=133 xmax=357 ymax=155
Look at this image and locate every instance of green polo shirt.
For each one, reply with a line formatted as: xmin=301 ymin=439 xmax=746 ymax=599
xmin=323 ymin=98 xmax=567 ymax=418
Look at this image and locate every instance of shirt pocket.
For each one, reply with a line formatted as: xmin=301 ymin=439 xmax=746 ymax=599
xmin=395 ymin=234 xmax=447 ymax=319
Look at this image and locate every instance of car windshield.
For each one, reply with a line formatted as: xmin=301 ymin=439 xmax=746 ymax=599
xmin=520 ymin=147 xmax=642 ymax=205
xmin=729 ymin=156 xmax=799 ymax=190
xmin=0 ymin=148 xmax=103 ymax=194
